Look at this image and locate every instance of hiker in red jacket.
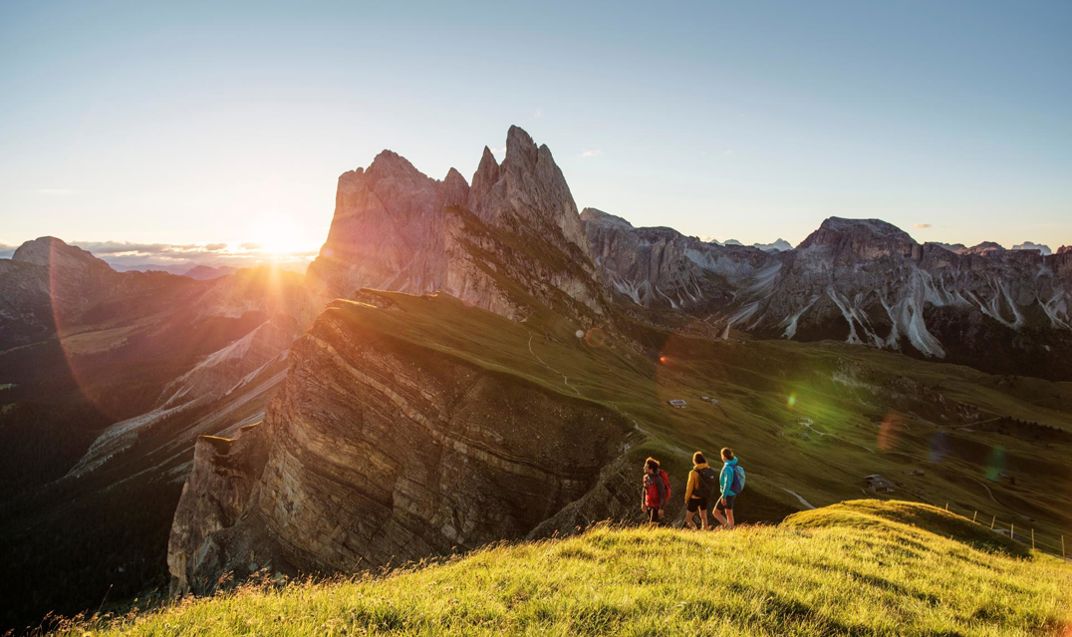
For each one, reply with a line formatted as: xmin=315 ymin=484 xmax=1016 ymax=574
xmin=641 ymin=457 xmax=670 ymax=524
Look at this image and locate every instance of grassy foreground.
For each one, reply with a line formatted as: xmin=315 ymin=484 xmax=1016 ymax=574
xmin=62 ymin=501 xmax=1070 ymax=636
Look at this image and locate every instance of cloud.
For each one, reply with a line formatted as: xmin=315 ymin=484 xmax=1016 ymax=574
xmin=71 ymin=241 xmax=213 ymax=256
xmin=1012 ymin=241 xmax=1052 ymax=255
xmin=35 ymin=188 xmax=77 ymax=196
xmin=914 ymin=223 xmax=932 ymax=229
xmin=2 ymin=237 xmax=316 ymax=271
xmin=580 ymin=149 xmax=603 ymax=158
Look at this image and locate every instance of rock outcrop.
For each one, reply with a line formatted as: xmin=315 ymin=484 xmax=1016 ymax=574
xmin=307 ymin=126 xmax=606 ymax=323
xmin=586 ymin=214 xmax=1072 ymax=378
xmin=581 ymin=208 xmax=777 ymax=311
xmin=168 ymin=296 xmax=631 ymax=595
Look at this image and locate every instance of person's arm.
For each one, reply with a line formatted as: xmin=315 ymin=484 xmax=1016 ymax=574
xmin=719 ymin=465 xmax=730 ymax=497
xmin=684 ymin=470 xmax=696 ymax=503
xmin=641 ymin=475 xmax=648 ymax=510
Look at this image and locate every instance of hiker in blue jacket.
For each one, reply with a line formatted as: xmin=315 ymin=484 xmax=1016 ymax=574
xmin=712 ymin=447 xmax=743 ymax=529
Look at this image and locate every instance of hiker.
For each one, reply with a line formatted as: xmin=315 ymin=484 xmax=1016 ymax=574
xmin=640 ymin=457 xmax=670 ymax=524
xmin=683 ymin=451 xmax=718 ymax=530
xmin=711 ymin=447 xmax=745 ymax=529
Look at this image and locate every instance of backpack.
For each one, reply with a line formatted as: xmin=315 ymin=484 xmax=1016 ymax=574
xmin=694 ymin=467 xmax=718 ymax=500
xmin=659 ymin=469 xmax=672 ymax=502
xmin=731 ymin=464 xmax=747 ymax=494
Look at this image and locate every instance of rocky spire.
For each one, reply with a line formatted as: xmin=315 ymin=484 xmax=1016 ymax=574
xmin=470 ymin=125 xmax=590 ymax=254
xmin=467 ymin=146 xmax=500 ymax=215
xmin=441 ymin=167 xmax=470 ymax=208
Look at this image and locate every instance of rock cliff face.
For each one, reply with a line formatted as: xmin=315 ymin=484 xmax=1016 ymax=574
xmin=307 ymin=126 xmax=606 ymax=323
xmin=581 ymin=208 xmax=777 ymax=311
xmin=168 ymin=296 xmax=631 ymax=595
xmin=585 ymin=214 xmax=1072 ymax=378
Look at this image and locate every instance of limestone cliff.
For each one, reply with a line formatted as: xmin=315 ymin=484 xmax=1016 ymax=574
xmin=168 ymin=295 xmax=631 ymax=594
xmin=585 ymin=212 xmax=1072 ymax=379
xmin=307 ymin=126 xmax=606 ymax=323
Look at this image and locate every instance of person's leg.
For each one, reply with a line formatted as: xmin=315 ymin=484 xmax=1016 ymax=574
xmin=698 ymin=506 xmax=710 ymax=530
xmin=711 ymin=501 xmax=728 ymax=527
xmin=725 ymin=508 xmax=735 ymax=529
xmin=684 ymin=509 xmax=696 ymax=529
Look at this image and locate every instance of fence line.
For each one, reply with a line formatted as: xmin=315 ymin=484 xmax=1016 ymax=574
xmin=922 ymin=498 xmax=1069 ymax=561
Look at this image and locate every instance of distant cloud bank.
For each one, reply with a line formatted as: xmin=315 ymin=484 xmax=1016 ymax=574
xmin=0 ymin=238 xmax=315 ymax=273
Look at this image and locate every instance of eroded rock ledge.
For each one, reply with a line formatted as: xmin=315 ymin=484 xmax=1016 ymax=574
xmin=168 ymin=299 xmax=630 ymax=595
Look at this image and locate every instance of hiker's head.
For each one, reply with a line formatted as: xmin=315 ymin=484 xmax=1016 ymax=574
xmin=692 ymin=451 xmax=706 ymax=465
xmin=721 ymin=447 xmax=735 ymax=461
xmin=644 ymin=457 xmax=660 ymax=473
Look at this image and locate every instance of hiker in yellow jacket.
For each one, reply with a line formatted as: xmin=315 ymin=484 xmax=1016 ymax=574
xmin=683 ymin=451 xmax=718 ymax=530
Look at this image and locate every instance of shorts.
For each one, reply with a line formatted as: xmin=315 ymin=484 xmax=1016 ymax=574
xmin=646 ymin=507 xmax=661 ymax=524
xmin=716 ymin=495 xmax=736 ymax=512
xmin=686 ymin=497 xmax=708 ymax=512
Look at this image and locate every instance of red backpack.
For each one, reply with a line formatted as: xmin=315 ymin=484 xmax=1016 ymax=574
xmin=659 ymin=469 xmax=672 ymax=503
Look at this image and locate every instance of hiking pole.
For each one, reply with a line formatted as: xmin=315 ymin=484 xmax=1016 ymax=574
xmin=1010 ymin=522 xmax=1015 ymax=541
xmin=1031 ymin=529 xmax=1035 ymax=550
xmin=1062 ymin=535 xmax=1066 ymax=559
xmin=944 ymin=502 xmax=948 ymax=511
xmin=972 ymin=510 xmax=978 ymax=523
xmin=990 ymin=515 xmax=996 ymax=530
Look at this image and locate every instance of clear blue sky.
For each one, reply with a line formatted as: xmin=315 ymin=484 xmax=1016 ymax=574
xmin=2 ymin=0 xmax=1070 ymax=259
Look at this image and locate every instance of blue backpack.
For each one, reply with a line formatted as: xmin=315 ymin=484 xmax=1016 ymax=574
xmin=731 ymin=464 xmax=746 ymax=494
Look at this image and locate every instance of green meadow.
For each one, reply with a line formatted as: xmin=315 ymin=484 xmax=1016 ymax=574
xmin=62 ymin=500 xmax=1071 ymax=636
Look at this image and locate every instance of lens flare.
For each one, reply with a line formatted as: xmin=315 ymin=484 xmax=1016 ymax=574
xmin=877 ymin=411 xmax=904 ymax=452
xmin=786 ymin=392 xmax=798 ymax=409
xmin=985 ymin=446 xmax=1006 ymax=481
xmin=582 ymin=326 xmax=608 ymax=348
xmin=928 ymin=431 xmax=949 ymax=463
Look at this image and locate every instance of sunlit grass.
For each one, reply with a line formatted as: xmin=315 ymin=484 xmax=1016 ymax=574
xmin=60 ymin=501 xmax=1071 ymax=636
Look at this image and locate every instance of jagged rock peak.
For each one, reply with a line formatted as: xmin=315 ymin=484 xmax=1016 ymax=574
xmin=1059 ymin=245 xmax=1072 ymax=255
xmin=366 ymin=149 xmax=426 ymax=181
xmin=12 ymin=236 xmax=111 ymax=270
xmin=466 ymin=126 xmax=589 ymax=255
xmin=505 ymin=124 xmax=538 ymax=163
xmin=967 ymin=241 xmax=1006 ymax=256
xmin=580 ymin=208 xmax=634 ymax=229
xmin=442 ymin=167 xmax=470 ymax=207
xmin=469 ymin=146 xmax=501 ymax=204
xmin=928 ymin=241 xmax=968 ymax=255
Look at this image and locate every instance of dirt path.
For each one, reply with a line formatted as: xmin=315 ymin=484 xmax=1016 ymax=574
xmin=527 ymin=333 xmax=581 ymax=397
xmin=971 ymin=477 xmax=1001 ymax=505
xmin=782 ymin=488 xmax=816 ymax=510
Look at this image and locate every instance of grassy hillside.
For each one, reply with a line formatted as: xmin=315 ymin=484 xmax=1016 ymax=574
xmin=59 ymin=501 xmax=1072 ymax=636
xmin=335 ymin=292 xmax=1072 ymax=540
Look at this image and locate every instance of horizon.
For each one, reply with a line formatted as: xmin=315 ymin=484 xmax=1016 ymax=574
xmin=2 ymin=1 xmax=1070 ymax=263
xmin=0 ymin=203 xmax=1067 ymax=274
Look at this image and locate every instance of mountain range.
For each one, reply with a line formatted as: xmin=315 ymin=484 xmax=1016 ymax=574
xmin=1 ymin=125 xmax=1070 ymax=631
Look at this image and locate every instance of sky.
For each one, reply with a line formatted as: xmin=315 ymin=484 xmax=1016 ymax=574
xmin=1 ymin=0 xmax=1070 ymax=268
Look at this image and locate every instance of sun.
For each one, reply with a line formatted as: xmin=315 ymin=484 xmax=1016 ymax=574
xmin=248 ymin=215 xmax=304 ymax=258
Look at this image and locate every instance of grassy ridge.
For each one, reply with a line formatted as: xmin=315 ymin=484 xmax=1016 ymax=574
xmin=62 ymin=501 xmax=1071 ymax=636
xmin=334 ymin=292 xmax=1072 ymax=539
